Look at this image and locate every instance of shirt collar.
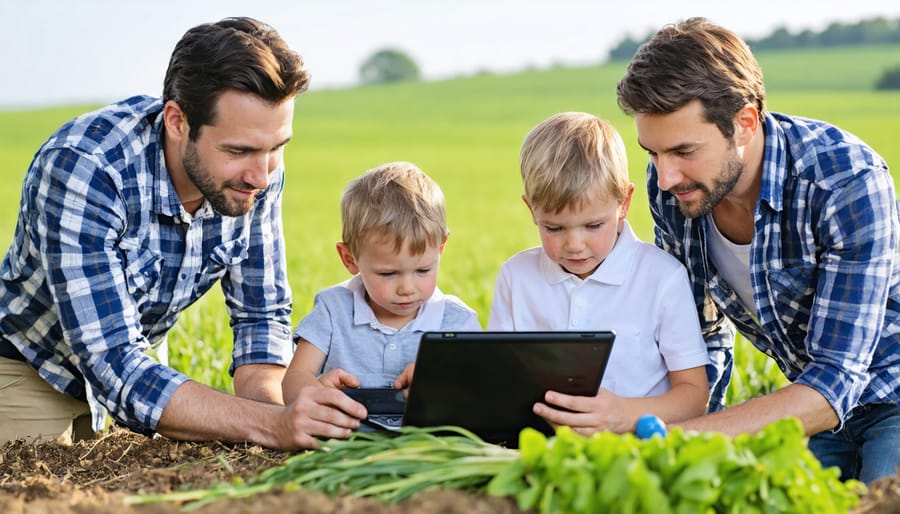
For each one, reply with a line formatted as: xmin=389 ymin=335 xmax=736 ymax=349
xmin=538 ymin=220 xmax=639 ymax=286
xmin=348 ymin=274 xmax=445 ymax=334
xmin=151 ymin=114 xmax=187 ymax=221
xmin=759 ymin=111 xmax=788 ymax=213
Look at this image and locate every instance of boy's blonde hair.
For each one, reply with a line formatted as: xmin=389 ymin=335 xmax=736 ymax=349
xmin=520 ymin=112 xmax=630 ymax=213
xmin=341 ymin=161 xmax=448 ymax=257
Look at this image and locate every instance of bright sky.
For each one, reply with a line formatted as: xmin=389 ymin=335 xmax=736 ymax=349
xmin=2 ymin=0 xmax=898 ymax=108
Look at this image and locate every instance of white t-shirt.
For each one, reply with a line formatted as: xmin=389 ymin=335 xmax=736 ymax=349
xmin=704 ymin=214 xmax=755 ymax=316
xmin=488 ymin=221 xmax=709 ymax=397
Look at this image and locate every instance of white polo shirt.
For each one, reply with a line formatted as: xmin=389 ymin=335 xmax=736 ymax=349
xmin=487 ymin=221 xmax=709 ymax=397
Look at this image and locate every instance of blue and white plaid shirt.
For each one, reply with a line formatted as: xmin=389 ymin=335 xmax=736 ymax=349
xmin=648 ymin=111 xmax=900 ymax=426
xmin=0 ymin=96 xmax=294 ymax=434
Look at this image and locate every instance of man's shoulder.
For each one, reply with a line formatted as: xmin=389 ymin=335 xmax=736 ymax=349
xmin=44 ymin=95 xmax=164 ymax=158
xmin=772 ymin=111 xmax=887 ymax=187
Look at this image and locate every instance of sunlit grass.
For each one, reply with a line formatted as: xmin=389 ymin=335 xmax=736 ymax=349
xmin=1 ymin=45 xmax=897 ymax=403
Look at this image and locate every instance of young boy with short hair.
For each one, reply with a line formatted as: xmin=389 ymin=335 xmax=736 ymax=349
xmin=488 ymin=112 xmax=710 ymax=434
xmin=283 ymin=162 xmax=481 ymax=402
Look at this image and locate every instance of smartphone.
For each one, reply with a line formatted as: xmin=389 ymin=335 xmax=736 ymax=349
xmin=344 ymin=388 xmax=406 ymax=414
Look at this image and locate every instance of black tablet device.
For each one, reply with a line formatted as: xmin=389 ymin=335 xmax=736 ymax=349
xmin=399 ymin=331 xmax=615 ymax=446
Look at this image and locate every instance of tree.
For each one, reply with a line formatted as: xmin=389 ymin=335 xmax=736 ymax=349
xmin=359 ymin=48 xmax=421 ymax=85
xmin=875 ymin=65 xmax=900 ymax=90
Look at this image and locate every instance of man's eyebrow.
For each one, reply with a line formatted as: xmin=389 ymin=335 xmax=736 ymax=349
xmin=637 ymin=139 xmax=696 ymax=154
xmin=221 ymin=136 xmax=292 ymax=152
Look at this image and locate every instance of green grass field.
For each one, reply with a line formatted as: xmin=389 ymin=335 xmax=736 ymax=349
xmin=1 ymin=44 xmax=899 ymax=405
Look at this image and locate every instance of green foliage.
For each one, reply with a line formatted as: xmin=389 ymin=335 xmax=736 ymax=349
xmin=876 ymin=64 xmax=900 ymax=90
xmin=487 ymin=419 xmax=865 ymax=513
xmin=128 ymin=420 xmax=865 ymax=513
xmin=359 ymin=48 xmax=421 ymax=85
xmin=126 ymin=426 xmax=518 ymax=509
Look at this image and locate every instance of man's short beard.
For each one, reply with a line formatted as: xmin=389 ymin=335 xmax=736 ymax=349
xmin=677 ymin=152 xmax=743 ymax=219
xmin=183 ymin=143 xmax=254 ymax=217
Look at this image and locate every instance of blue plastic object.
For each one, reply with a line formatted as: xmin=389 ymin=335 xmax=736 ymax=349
xmin=635 ymin=414 xmax=667 ymax=439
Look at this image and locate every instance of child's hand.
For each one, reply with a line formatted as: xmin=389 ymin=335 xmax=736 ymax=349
xmin=317 ymin=369 xmax=361 ymax=390
xmin=392 ymin=363 xmax=415 ymax=397
xmin=532 ymin=387 xmax=633 ymax=436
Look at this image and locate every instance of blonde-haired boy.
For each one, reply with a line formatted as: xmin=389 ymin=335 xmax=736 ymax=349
xmin=488 ymin=112 xmax=710 ymax=434
xmin=283 ymin=162 xmax=481 ymax=403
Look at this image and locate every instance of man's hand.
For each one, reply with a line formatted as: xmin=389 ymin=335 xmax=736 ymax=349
xmin=275 ymin=384 xmax=367 ymax=449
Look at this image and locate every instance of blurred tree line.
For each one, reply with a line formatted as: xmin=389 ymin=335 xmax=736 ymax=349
xmin=607 ymin=16 xmax=900 ymax=89
xmin=608 ymin=16 xmax=900 ymax=59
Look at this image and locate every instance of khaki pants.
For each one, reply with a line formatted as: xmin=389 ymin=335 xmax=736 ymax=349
xmin=0 ymin=356 xmax=94 ymax=445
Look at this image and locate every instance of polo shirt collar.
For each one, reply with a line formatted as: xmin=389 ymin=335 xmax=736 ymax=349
xmin=348 ymin=274 xmax=445 ymax=333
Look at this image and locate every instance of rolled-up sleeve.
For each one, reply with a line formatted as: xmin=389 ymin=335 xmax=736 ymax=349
xmin=31 ymin=148 xmax=189 ymax=433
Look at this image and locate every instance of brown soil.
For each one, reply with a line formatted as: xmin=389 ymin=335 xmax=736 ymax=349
xmin=0 ymin=426 xmax=897 ymax=514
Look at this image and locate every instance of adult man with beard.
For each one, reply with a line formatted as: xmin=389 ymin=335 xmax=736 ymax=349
xmin=612 ymin=17 xmax=899 ymax=484
xmin=0 ymin=17 xmax=365 ymax=449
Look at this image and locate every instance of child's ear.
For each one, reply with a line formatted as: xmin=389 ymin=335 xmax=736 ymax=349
xmin=618 ymin=183 xmax=636 ymax=231
xmin=522 ymin=195 xmax=538 ymax=224
xmin=439 ymin=234 xmax=449 ymax=254
xmin=336 ymin=242 xmax=359 ymax=274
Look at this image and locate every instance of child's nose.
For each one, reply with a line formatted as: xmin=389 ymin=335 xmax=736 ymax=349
xmin=396 ymin=275 xmax=415 ymax=295
xmin=564 ymin=233 xmax=584 ymax=252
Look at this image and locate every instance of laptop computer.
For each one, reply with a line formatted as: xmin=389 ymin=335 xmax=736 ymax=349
xmin=345 ymin=330 xmax=615 ymax=447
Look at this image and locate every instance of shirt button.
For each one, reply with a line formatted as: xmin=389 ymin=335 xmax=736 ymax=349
xmin=388 ymin=344 xmax=397 ymax=350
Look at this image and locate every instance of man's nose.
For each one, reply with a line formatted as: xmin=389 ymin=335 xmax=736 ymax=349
xmin=245 ymin=154 xmax=272 ymax=190
xmin=655 ymin=156 xmax=682 ymax=192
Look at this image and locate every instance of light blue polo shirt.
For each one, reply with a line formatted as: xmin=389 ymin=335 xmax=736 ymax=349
xmin=292 ymin=275 xmax=482 ymax=387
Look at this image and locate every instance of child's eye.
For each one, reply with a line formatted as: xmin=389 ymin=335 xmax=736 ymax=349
xmin=586 ymin=223 xmax=603 ymax=230
xmin=377 ymin=271 xmax=396 ymax=277
xmin=543 ymin=226 xmax=563 ymax=233
xmin=416 ymin=268 xmax=432 ymax=274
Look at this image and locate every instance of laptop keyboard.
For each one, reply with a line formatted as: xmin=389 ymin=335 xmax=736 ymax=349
xmin=365 ymin=414 xmax=403 ymax=431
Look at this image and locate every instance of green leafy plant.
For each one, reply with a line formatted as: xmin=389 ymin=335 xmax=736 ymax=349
xmin=128 ymin=419 xmax=865 ymax=513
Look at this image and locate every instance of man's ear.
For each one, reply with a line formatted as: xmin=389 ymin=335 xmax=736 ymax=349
xmin=162 ymin=100 xmax=190 ymax=142
xmin=734 ymin=104 xmax=760 ymax=147
xmin=336 ymin=242 xmax=359 ymax=275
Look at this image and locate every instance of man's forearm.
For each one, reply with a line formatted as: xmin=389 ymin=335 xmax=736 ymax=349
xmin=233 ymin=363 xmax=286 ymax=404
xmin=675 ymin=383 xmax=839 ymax=436
xmin=156 ymin=380 xmax=285 ymax=447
